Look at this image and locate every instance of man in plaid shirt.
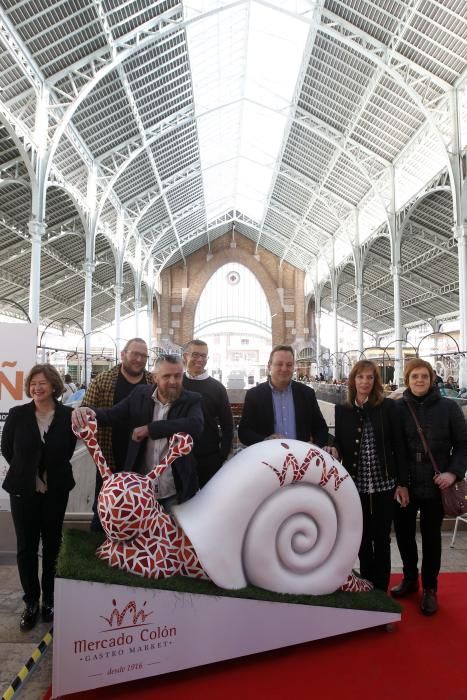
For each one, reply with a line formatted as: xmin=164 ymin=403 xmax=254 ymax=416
xmin=82 ymin=337 xmax=154 ymax=530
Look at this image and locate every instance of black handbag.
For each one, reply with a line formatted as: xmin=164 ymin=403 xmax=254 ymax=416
xmin=405 ymin=399 xmax=467 ymax=517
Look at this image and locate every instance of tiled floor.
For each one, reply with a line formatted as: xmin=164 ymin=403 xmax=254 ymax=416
xmin=1 ymin=526 xmax=466 ymax=700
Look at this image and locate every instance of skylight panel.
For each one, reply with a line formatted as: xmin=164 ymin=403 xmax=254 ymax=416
xmin=358 ymin=197 xmax=387 ymax=245
xmin=202 ymin=160 xmax=237 ymax=219
xmin=186 ymin=0 xmax=309 ymax=223
xmin=236 ymin=157 xmax=273 ymax=221
xmin=394 ymin=127 xmax=447 ymax=210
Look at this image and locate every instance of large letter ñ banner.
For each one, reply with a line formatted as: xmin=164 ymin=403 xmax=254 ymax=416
xmin=0 ymin=322 xmax=38 ymax=511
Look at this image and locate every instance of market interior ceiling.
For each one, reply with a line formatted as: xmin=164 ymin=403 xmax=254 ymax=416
xmin=0 ymin=0 xmax=466 ymax=337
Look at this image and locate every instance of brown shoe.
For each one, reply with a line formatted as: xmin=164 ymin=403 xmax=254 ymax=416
xmin=390 ymin=578 xmax=419 ymax=598
xmin=420 ymin=589 xmax=438 ymax=616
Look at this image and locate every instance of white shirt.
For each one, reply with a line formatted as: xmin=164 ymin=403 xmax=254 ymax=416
xmin=144 ymin=390 xmax=176 ymax=499
xmin=185 ymin=369 xmax=209 ymax=380
xmin=35 ymin=409 xmax=54 ymax=493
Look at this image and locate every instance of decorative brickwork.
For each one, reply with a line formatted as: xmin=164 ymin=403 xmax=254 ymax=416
xmin=155 ymin=232 xmax=306 ymax=348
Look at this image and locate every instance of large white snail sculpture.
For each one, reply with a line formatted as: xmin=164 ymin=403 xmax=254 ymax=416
xmin=75 ymin=421 xmax=372 ymax=596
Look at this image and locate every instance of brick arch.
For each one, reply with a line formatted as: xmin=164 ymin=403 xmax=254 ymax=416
xmin=180 ymin=248 xmax=285 ymax=345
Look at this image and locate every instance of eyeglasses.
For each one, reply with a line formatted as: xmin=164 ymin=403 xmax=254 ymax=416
xmin=127 ymin=351 xmax=149 ymax=360
xmin=189 ymin=352 xmax=208 ymax=360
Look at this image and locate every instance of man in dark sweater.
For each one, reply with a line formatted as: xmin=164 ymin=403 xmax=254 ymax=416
xmin=182 ymin=339 xmax=233 ymax=487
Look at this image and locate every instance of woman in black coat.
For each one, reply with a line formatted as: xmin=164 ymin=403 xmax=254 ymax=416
xmin=391 ymin=359 xmax=467 ymax=615
xmin=325 ymin=360 xmax=409 ymax=591
xmin=1 ymin=364 xmax=77 ymax=631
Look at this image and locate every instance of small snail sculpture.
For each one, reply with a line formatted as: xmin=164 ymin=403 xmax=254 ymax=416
xmin=75 ymin=421 xmax=372 ymax=596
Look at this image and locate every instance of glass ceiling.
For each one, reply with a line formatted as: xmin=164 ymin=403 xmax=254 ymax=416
xmin=186 ymin=0 xmax=309 ymax=222
xmin=0 ymin=0 xmax=465 ymax=339
xmin=187 ymin=0 xmax=455 ymax=281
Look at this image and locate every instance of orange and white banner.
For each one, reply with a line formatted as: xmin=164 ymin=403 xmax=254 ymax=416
xmin=0 ymin=322 xmax=38 ymax=511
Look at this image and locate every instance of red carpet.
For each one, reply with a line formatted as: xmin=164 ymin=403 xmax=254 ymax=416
xmin=45 ymin=573 xmax=467 ymax=700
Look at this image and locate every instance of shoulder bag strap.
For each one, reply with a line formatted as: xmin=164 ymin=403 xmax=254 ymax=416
xmin=404 ymin=398 xmax=440 ymax=475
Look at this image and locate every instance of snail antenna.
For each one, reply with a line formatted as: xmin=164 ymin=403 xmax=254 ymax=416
xmin=147 ymin=432 xmax=193 ymax=483
xmin=73 ymin=419 xmax=113 ymax=481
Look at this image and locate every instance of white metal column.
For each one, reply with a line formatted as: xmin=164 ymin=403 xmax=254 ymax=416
xmin=454 ymin=225 xmax=467 ymax=388
xmin=315 ymin=311 xmax=321 ymax=378
xmin=114 ymin=283 xmax=123 ymax=356
xmin=388 ymin=166 xmax=403 ymax=386
xmin=356 ymin=285 xmax=364 ymax=353
xmin=134 ymin=284 xmax=141 ymax=337
xmin=353 ymin=214 xmax=364 ymax=354
xmin=28 ymin=219 xmax=46 ymax=324
xmin=83 ymin=260 xmax=95 ymax=386
xmin=28 ymin=85 xmax=49 ymax=325
xmin=331 ymin=299 xmax=338 ymax=380
xmin=449 ymin=89 xmax=467 ymax=388
xmin=147 ymin=292 xmax=154 ymax=351
xmin=391 ymin=263 xmax=403 ymax=385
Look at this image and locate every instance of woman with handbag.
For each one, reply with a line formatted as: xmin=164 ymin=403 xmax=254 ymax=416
xmin=391 ymin=358 xmax=467 ymax=615
xmin=1 ymin=364 xmax=77 ymax=631
xmin=324 ymin=360 xmax=409 ymax=592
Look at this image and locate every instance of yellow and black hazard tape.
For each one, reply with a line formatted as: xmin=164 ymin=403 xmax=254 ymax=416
xmin=2 ymin=627 xmax=53 ymax=700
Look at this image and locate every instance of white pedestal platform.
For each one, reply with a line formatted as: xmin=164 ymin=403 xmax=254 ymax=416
xmin=52 ymin=577 xmax=400 ymax=698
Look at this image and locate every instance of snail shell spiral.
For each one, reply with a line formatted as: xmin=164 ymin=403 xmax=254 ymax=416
xmin=173 ymin=439 xmax=362 ymax=596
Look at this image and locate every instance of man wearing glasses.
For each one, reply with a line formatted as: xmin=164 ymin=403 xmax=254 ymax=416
xmin=73 ymin=353 xmax=204 ymax=512
xmin=183 ymin=339 xmax=233 ymax=486
xmin=82 ymin=337 xmax=154 ymax=530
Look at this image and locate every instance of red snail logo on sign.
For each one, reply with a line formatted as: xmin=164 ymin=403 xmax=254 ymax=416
xmin=73 ymin=598 xmax=177 ymax=656
xmin=100 ymin=599 xmax=153 ymax=629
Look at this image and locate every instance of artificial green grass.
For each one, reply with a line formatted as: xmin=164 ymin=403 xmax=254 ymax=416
xmin=57 ymin=529 xmax=401 ymax=614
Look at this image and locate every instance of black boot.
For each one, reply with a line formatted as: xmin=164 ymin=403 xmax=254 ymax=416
xmin=420 ymin=589 xmax=438 ymax=616
xmin=20 ymin=602 xmax=39 ymax=631
xmin=390 ymin=578 xmax=419 ymax=598
xmin=41 ymin=601 xmax=54 ymax=623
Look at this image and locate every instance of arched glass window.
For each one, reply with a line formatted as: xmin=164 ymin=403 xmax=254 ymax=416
xmin=194 ymin=263 xmax=272 ymax=386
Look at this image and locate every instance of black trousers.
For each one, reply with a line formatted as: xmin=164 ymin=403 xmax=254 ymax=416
xmin=358 ymin=489 xmax=395 ymax=591
xmin=196 ymin=453 xmax=223 ymax=488
xmin=393 ymin=494 xmax=444 ymax=591
xmin=10 ymin=491 xmax=69 ymax=605
xmin=90 ymin=470 xmax=104 ymax=532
